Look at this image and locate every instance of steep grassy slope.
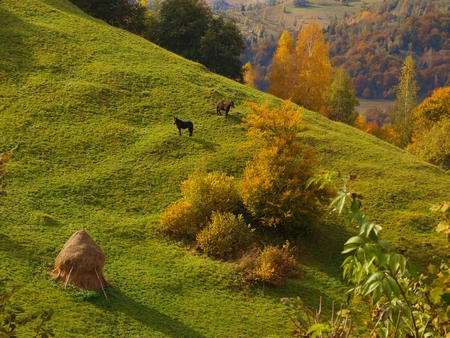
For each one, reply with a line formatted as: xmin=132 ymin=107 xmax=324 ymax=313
xmin=1 ymin=0 xmax=450 ymax=337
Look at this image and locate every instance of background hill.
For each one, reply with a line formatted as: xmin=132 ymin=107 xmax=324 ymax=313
xmin=1 ymin=0 xmax=450 ymax=337
xmin=221 ymin=0 xmax=450 ymax=103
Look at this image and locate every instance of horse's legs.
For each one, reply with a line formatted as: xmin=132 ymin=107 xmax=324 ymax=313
xmin=178 ymin=128 xmax=181 ymax=136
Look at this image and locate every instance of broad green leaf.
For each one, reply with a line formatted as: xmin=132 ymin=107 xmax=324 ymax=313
xmin=386 ymin=276 xmax=400 ymax=298
xmin=378 ymin=240 xmax=391 ymax=252
xmin=342 ymin=244 xmax=359 ymax=254
xmin=390 ymin=254 xmax=401 ymax=274
xmin=344 ymin=236 xmax=364 ymax=246
xmin=407 ymin=260 xmax=419 ymax=280
xmin=364 ymin=280 xmax=381 ymax=295
xmin=365 ymin=271 xmax=384 ymax=284
xmin=378 ymin=253 xmax=389 ymax=267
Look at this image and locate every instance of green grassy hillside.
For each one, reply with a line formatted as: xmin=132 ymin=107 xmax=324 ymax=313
xmin=1 ymin=0 xmax=450 ymax=337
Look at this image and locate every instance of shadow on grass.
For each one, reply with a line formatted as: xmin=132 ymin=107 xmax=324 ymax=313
xmin=189 ymin=137 xmax=219 ymax=151
xmin=89 ymin=286 xmax=207 ymax=338
xmin=0 ymin=233 xmax=42 ymax=266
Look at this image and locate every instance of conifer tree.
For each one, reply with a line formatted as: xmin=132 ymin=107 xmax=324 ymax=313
xmin=324 ymin=67 xmax=360 ymax=125
xmin=388 ymin=55 xmax=419 ymax=148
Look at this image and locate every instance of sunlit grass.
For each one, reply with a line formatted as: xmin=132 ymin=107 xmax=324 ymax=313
xmin=1 ymin=0 xmax=450 ymax=337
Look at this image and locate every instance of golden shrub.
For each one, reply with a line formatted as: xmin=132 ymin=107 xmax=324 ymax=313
xmin=159 ymin=199 xmax=202 ymax=238
xmin=181 ymin=172 xmax=241 ymax=221
xmin=237 ymin=242 xmax=298 ymax=285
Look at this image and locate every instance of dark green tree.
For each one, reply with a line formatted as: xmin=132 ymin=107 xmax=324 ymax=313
xmin=70 ymin=0 xmax=149 ymax=35
xmin=199 ymin=16 xmax=245 ymax=81
xmin=146 ymin=0 xmax=245 ymax=80
xmin=324 ymin=67 xmax=360 ymax=125
xmin=146 ymin=0 xmax=212 ymax=61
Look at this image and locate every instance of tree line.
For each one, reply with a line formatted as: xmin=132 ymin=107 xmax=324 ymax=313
xmin=69 ymin=0 xmax=245 ymax=81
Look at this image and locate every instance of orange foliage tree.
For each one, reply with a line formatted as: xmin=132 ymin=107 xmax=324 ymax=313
xmin=407 ymin=86 xmax=450 ymax=169
xmin=240 ymin=100 xmax=332 ymax=237
xmin=267 ymin=21 xmax=332 ymax=114
xmin=293 ymin=20 xmax=332 ymax=113
xmin=267 ymin=30 xmax=295 ymax=100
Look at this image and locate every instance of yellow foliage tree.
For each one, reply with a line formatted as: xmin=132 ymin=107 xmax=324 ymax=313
xmin=267 ymin=30 xmax=295 ymax=100
xmin=407 ymin=86 xmax=450 ymax=169
xmin=243 ymin=61 xmax=256 ymax=88
xmin=267 ymin=22 xmax=332 ymax=114
xmin=293 ymin=20 xmax=332 ymax=112
xmin=240 ymin=100 xmax=332 ymax=236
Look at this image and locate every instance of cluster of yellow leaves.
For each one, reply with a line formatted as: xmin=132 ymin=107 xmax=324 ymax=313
xmin=268 ymin=21 xmax=332 ymax=113
xmin=240 ymin=100 xmax=328 ymax=231
xmin=407 ymin=86 xmax=450 ymax=169
xmin=160 ymin=171 xmax=241 ymax=238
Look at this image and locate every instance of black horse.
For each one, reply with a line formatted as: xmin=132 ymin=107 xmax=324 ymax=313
xmin=173 ymin=117 xmax=194 ymax=136
xmin=216 ymin=101 xmax=235 ymax=118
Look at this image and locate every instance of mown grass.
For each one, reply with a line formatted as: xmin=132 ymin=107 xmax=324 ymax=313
xmin=1 ymin=0 xmax=450 ymax=337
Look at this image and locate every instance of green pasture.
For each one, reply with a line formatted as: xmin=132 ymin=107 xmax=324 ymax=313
xmin=1 ymin=0 xmax=449 ymax=337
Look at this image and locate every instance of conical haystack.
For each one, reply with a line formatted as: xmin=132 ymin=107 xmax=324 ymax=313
xmin=51 ymin=230 xmax=107 ymax=294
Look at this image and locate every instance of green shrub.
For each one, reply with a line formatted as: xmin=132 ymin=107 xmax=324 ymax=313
xmin=196 ymin=212 xmax=254 ymax=260
xmin=159 ymin=199 xmax=202 ymax=239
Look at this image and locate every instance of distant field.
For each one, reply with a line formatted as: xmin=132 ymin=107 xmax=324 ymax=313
xmin=356 ymin=98 xmax=393 ymax=115
xmin=214 ymin=0 xmax=386 ymax=28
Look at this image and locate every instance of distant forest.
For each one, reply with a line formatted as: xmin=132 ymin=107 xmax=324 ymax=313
xmin=238 ymin=0 xmax=450 ymax=99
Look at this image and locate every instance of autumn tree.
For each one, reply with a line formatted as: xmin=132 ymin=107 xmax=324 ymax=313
xmin=388 ymin=55 xmax=419 ymax=148
xmin=240 ymin=100 xmax=332 ymax=237
xmin=407 ymin=86 xmax=450 ymax=169
xmin=293 ymin=20 xmax=333 ymax=113
xmin=243 ymin=61 xmax=256 ymax=88
xmin=324 ymin=67 xmax=360 ymax=125
xmin=267 ymin=30 xmax=295 ymax=100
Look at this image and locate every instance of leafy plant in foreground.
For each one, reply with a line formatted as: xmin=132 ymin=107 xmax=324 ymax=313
xmin=279 ymin=174 xmax=450 ymax=337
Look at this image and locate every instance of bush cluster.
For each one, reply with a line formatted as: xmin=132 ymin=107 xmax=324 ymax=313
xmin=196 ymin=212 xmax=254 ymax=260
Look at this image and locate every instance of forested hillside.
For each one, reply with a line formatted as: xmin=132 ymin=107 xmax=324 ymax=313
xmin=229 ymin=0 xmax=450 ymax=99
xmin=2 ymin=0 xmax=450 ymax=337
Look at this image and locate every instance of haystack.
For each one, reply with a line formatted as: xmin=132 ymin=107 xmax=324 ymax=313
xmin=51 ymin=230 xmax=107 ymax=297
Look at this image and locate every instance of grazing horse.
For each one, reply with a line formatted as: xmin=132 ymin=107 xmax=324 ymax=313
xmin=173 ymin=117 xmax=194 ymax=136
xmin=216 ymin=101 xmax=235 ymax=118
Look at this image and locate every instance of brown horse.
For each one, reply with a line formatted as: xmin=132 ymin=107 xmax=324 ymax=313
xmin=216 ymin=101 xmax=235 ymax=118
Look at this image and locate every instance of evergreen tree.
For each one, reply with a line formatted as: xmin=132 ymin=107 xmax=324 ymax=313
xmin=324 ymin=68 xmax=360 ymax=125
xmin=388 ymin=55 xmax=419 ymax=148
